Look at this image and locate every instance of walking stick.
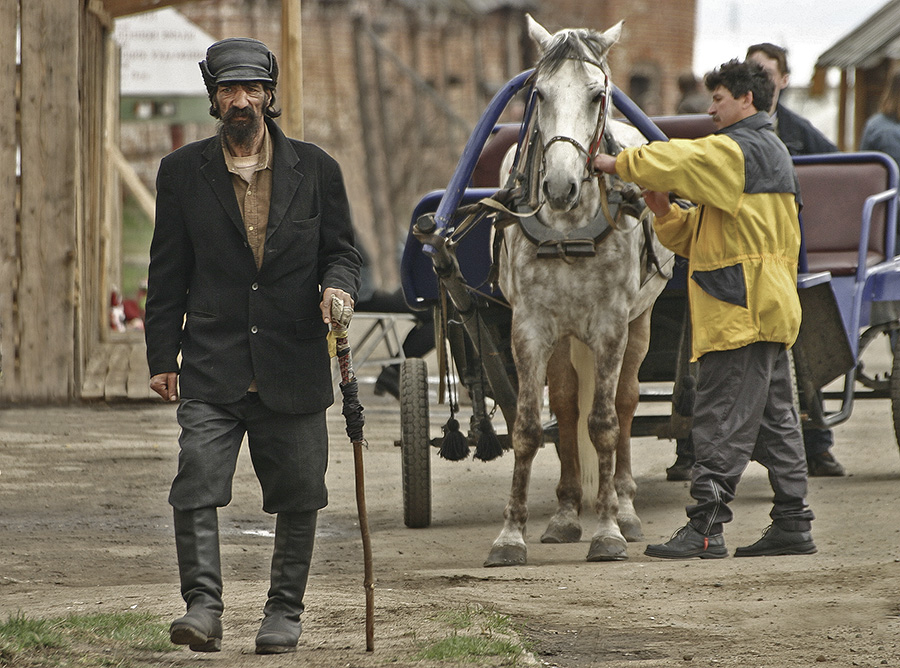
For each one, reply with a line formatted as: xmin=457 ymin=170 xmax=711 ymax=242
xmin=330 ymin=296 xmax=375 ymax=652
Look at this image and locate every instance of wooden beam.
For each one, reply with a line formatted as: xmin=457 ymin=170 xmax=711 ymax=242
xmin=102 ymin=0 xmax=198 ymax=18
xmin=280 ymin=0 xmax=303 ymax=139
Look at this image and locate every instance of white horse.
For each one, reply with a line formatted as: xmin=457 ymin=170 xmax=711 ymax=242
xmin=485 ymin=16 xmax=673 ymax=566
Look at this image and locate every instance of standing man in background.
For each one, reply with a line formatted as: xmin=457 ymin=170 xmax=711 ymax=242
xmin=145 ymin=37 xmax=360 ymax=654
xmin=666 ymin=44 xmax=845 ymax=482
xmin=746 ymin=42 xmax=845 ymax=477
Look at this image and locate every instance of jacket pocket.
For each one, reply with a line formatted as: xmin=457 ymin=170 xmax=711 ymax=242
xmin=295 ymin=316 xmax=328 ymax=340
xmin=691 ymin=263 xmax=747 ymax=308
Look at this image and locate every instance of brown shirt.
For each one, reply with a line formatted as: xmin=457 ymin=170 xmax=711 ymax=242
xmin=222 ymin=128 xmax=273 ymax=391
xmin=222 ymin=128 xmax=273 ymax=269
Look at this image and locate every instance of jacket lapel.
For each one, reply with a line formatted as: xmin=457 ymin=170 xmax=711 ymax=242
xmin=200 ymin=137 xmax=246 ymax=239
xmin=265 ymin=118 xmax=304 ymax=241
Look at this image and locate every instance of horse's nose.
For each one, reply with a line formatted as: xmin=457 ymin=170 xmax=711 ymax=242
xmin=543 ymin=177 xmax=580 ymax=211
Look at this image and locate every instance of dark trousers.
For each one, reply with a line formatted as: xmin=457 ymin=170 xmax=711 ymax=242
xmin=687 ymin=342 xmax=815 ymax=536
xmin=170 ymin=394 xmax=328 ymax=514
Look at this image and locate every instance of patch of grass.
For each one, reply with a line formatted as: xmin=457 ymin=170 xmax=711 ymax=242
xmin=0 ymin=611 xmax=174 ymax=668
xmin=415 ymin=604 xmax=530 ymax=665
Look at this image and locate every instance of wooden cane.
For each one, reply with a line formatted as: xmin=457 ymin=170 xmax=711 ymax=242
xmin=331 ymin=296 xmax=375 ymax=652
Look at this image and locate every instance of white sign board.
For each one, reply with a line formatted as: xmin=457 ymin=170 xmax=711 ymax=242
xmin=114 ymin=8 xmax=214 ymax=97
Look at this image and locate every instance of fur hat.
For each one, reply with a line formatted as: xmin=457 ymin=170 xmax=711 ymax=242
xmin=199 ymin=38 xmax=278 ymax=95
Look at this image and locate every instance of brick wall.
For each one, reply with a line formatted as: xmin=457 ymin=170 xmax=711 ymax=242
xmin=132 ymin=0 xmax=696 ymax=287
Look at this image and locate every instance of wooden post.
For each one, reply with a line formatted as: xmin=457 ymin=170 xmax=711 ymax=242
xmin=16 ymin=0 xmax=81 ymax=400
xmin=281 ymin=0 xmax=303 ymax=140
xmin=0 ymin=0 xmax=18 ymax=386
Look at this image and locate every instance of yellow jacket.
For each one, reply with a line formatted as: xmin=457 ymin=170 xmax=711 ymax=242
xmin=614 ymin=112 xmax=802 ymax=360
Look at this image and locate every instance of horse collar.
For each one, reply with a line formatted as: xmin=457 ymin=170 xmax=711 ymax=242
xmin=515 ymin=197 xmax=617 ymax=259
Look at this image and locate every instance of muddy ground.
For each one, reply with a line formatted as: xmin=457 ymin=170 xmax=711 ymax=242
xmin=1 ymin=376 xmax=899 ymax=667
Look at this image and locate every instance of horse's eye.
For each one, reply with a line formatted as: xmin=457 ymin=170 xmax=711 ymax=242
xmin=534 ymin=89 xmax=545 ymax=102
xmin=591 ymin=90 xmax=606 ymax=105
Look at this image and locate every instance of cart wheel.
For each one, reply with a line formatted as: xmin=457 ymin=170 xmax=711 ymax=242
xmin=889 ymin=335 xmax=900 ymax=456
xmin=400 ymin=358 xmax=431 ymax=528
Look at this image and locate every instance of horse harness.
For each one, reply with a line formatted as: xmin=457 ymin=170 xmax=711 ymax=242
xmin=447 ymin=56 xmax=668 ymax=288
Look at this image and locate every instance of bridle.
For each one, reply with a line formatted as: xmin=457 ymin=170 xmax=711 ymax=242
xmin=537 ymin=56 xmax=612 ymax=182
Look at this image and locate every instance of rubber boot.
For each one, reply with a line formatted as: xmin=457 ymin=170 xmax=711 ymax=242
xmin=255 ymin=510 xmax=317 ymax=655
xmin=169 ymin=507 xmax=224 ymax=652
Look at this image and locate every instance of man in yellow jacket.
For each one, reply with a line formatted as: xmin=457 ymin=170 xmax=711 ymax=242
xmin=596 ymin=59 xmax=816 ymax=559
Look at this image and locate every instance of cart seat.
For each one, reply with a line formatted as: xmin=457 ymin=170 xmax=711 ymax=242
xmin=472 ymin=124 xmax=521 ymax=187
xmin=644 ymin=114 xmax=716 ymax=140
xmin=795 ymin=155 xmax=894 ymax=276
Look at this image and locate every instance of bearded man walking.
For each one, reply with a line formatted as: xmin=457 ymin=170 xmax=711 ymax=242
xmin=144 ymin=38 xmax=360 ymax=654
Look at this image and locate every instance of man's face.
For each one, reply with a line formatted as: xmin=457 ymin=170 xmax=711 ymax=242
xmin=215 ymin=82 xmax=268 ymax=148
xmin=748 ymin=51 xmax=789 ymax=111
xmin=708 ymin=85 xmax=754 ymax=130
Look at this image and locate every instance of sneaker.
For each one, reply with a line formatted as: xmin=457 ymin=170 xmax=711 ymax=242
xmin=734 ymin=524 xmax=817 ymax=557
xmin=807 ymin=451 xmax=846 ymax=477
xmin=644 ymin=523 xmax=728 ymax=559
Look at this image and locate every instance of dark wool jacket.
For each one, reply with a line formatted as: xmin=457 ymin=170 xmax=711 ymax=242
xmin=145 ymin=117 xmax=361 ymax=414
xmin=776 ymin=102 xmax=839 ymax=156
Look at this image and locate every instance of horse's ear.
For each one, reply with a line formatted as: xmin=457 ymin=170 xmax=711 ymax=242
xmin=600 ymin=20 xmax=624 ymax=48
xmin=526 ymin=13 xmax=553 ymax=52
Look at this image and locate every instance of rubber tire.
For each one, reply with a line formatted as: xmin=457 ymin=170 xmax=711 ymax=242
xmin=400 ymin=358 xmax=432 ymax=528
xmin=889 ymin=334 xmax=900 ymax=457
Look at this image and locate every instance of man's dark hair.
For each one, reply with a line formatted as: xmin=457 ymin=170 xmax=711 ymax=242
xmin=746 ymin=42 xmax=790 ymax=76
xmin=704 ymin=59 xmax=774 ymax=114
xmin=208 ymin=83 xmax=281 ymax=120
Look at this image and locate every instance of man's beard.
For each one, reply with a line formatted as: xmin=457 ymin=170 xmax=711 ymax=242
xmin=219 ymin=106 xmax=263 ymax=152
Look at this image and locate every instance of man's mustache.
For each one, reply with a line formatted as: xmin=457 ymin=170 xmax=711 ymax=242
xmin=223 ymin=107 xmax=257 ymax=123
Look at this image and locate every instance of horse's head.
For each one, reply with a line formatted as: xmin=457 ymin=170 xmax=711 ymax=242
xmin=528 ymin=15 xmax=621 ymax=213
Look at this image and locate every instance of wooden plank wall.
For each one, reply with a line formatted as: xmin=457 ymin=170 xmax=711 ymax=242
xmin=0 ymin=0 xmax=120 ymax=403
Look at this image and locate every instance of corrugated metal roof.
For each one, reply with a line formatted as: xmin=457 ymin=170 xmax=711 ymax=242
xmin=816 ymin=0 xmax=900 ymax=69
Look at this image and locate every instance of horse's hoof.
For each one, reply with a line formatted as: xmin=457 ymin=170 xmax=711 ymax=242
xmin=618 ymin=516 xmax=644 ymax=542
xmin=540 ymin=519 xmax=582 ymax=544
xmin=586 ymin=535 xmax=628 ymax=561
xmin=484 ymin=544 xmax=527 ymax=567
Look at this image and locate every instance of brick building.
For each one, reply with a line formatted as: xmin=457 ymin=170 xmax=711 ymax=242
xmin=128 ymin=0 xmax=696 ymax=286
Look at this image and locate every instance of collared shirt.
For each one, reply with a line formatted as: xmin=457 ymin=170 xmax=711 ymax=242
xmin=222 ymin=127 xmax=273 ymax=393
xmin=222 ymin=127 xmax=273 ymax=269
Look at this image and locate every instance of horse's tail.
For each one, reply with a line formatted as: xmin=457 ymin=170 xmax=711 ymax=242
xmin=570 ymin=338 xmax=600 ymax=500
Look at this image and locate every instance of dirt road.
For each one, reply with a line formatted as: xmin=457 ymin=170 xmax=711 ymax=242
xmin=1 ymin=381 xmax=899 ymax=667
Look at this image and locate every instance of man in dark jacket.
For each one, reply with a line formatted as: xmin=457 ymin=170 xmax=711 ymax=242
xmin=746 ymin=42 xmax=845 ymax=477
xmin=144 ymin=37 xmax=360 ymax=655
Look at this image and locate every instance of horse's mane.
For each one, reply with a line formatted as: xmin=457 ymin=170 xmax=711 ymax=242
xmin=535 ymin=29 xmax=612 ymax=78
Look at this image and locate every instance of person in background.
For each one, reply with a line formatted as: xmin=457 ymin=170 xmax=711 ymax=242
xmin=595 ymin=59 xmax=816 ymax=559
xmin=860 ymin=69 xmax=900 ymax=168
xmin=746 ymin=43 xmax=839 ymax=156
xmin=746 ymin=42 xmax=845 ymax=478
xmin=676 ymin=73 xmax=710 ymax=114
xmin=665 ymin=44 xmax=846 ymax=482
xmin=144 ymin=38 xmax=360 ymax=655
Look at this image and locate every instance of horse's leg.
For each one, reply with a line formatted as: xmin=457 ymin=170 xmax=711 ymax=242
xmin=614 ymin=308 xmax=654 ymax=542
xmin=541 ymin=337 xmax=583 ymax=544
xmin=484 ymin=326 xmax=551 ymax=567
xmin=584 ymin=328 xmax=629 ymax=562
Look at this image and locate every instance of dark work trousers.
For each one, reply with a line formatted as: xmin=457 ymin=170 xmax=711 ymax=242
xmin=687 ymin=342 xmax=815 ymax=536
xmin=169 ymin=394 xmax=329 ymax=514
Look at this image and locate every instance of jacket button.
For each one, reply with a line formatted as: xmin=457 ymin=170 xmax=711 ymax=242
xmin=251 ymin=282 xmax=259 ymax=290
xmin=251 ymin=326 xmax=258 ymax=334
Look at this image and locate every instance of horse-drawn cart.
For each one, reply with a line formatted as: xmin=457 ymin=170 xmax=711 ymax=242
xmin=396 ymin=66 xmax=900 ymax=530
